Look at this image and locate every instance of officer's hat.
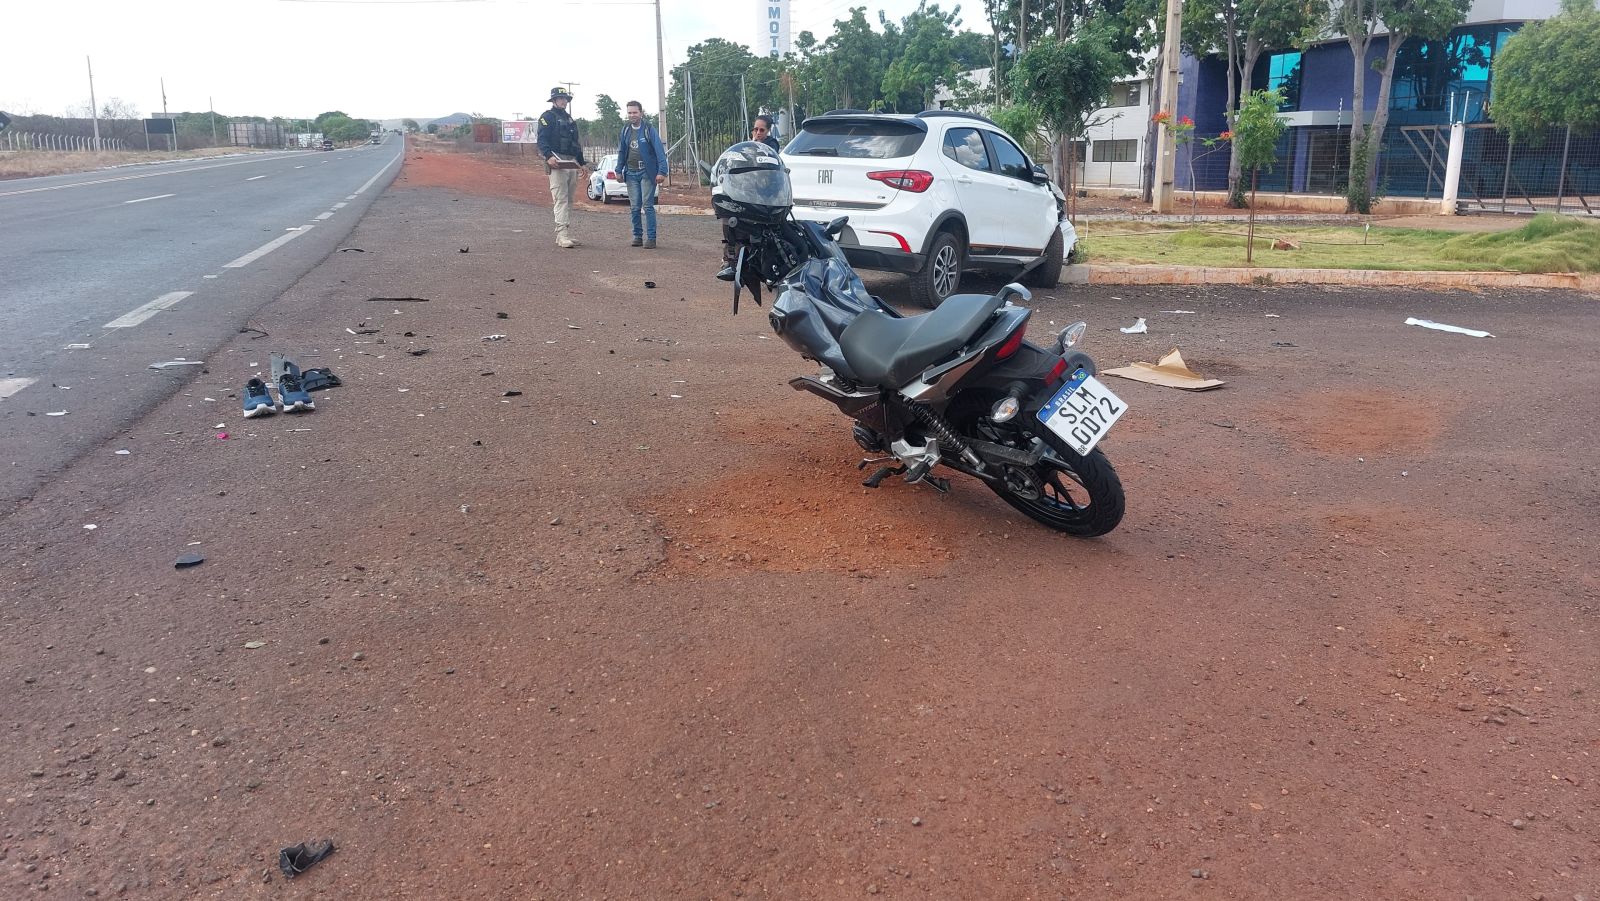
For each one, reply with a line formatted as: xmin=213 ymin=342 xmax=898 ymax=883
xmin=548 ymin=86 xmax=573 ymax=102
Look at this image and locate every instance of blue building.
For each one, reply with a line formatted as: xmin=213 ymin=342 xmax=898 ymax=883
xmin=1139 ymin=0 xmax=1577 ymax=200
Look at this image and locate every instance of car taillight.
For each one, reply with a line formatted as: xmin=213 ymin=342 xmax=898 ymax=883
xmin=995 ymin=328 xmax=1025 ymax=360
xmin=606 ymin=171 xmax=618 ymax=181
xmin=866 ymin=169 xmax=934 ymax=192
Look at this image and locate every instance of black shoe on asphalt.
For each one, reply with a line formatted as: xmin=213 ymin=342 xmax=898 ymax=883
xmin=644 ymin=238 xmax=656 ymax=249
xmin=630 ymin=237 xmax=643 ymax=247
xmin=716 ymin=266 xmax=735 ymax=282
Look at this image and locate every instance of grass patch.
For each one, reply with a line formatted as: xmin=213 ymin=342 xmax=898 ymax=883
xmin=1083 ymin=214 xmax=1600 ymax=272
xmin=0 ymin=147 xmax=270 ymax=180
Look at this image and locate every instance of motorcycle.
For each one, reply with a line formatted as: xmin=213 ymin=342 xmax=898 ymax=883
xmin=712 ymin=142 xmax=1127 ymax=537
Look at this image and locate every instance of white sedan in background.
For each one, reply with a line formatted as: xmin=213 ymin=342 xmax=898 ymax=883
xmin=587 ymin=154 xmax=629 ymax=204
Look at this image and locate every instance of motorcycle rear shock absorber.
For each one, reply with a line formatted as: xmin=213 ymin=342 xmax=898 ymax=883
xmin=897 ymin=396 xmax=986 ymax=473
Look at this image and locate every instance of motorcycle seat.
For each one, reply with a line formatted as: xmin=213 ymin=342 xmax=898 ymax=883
xmin=839 ymin=293 xmax=1004 ymax=388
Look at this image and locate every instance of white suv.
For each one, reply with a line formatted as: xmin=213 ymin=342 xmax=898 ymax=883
xmin=782 ymin=110 xmax=1074 ymax=307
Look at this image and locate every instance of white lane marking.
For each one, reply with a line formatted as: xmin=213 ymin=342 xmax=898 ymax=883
xmin=352 ymin=153 xmax=400 ymax=195
xmin=294 ymin=165 xmax=305 ymax=169
xmin=345 ymin=195 xmax=357 ymax=200
xmin=332 ymin=202 xmax=347 ymax=209
xmin=0 ymin=377 xmax=38 ymax=400
xmin=246 ymin=175 xmax=268 ymax=181
xmin=0 ymin=153 xmax=302 ymax=197
xmin=223 ymin=225 xmax=315 ymax=268
xmin=64 ymin=343 xmax=93 ymax=349
xmin=104 ymin=291 xmax=193 ymax=329
xmin=124 ymin=193 xmax=176 ymax=205
xmin=314 ymin=211 xmax=335 ymax=220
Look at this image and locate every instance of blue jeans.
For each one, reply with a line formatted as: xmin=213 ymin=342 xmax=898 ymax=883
xmin=625 ymin=169 xmax=658 ymax=240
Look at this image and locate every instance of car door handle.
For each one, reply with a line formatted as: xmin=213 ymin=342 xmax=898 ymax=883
xmin=1007 ymin=183 xmax=1020 ymax=191
xmin=956 ymin=177 xmax=973 ymax=185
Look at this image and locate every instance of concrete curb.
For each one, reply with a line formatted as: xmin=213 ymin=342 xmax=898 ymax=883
xmin=1062 ymin=263 xmax=1600 ymax=293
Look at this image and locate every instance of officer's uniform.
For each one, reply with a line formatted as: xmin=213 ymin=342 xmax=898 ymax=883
xmin=537 ymin=87 xmax=588 ymax=248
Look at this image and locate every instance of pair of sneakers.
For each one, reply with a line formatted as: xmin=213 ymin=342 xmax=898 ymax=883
xmin=242 ymin=363 xmax=314 ymax=418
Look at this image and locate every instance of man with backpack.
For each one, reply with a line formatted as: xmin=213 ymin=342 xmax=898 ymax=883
xmin=614 ymin=100 xmax=669 ymax=248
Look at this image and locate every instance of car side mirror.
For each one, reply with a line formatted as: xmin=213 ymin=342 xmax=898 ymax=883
xmin=1031 ymin=164 xmax=1051 ymax=184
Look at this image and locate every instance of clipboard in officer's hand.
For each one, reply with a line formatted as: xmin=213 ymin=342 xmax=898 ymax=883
xmin=548 ymin=154 xmax=581 ymax=170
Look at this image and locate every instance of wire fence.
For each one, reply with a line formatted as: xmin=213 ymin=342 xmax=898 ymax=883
xmin=1 ymin=131 xmax=128 ymax=151
xmin=1178 ymin=123 xmax=1600 ymax=213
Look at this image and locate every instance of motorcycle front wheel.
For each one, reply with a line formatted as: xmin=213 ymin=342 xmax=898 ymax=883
xmin=977 ymin=423 xmax=1125 ymax=537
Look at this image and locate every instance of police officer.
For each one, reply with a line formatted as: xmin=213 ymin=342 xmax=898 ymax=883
xmin=537 ymin=86 xmax=588 ymax=249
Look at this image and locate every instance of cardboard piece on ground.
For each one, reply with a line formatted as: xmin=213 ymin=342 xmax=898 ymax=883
xmin=1103 ymin=348 xmax=1225 ymax=391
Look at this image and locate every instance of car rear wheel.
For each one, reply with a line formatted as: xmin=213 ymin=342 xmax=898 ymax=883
xmin=910 ymin=230 xmax=963 ymax=309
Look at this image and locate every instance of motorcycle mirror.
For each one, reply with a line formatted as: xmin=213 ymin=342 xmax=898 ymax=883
xmin=825 ymin=216 xmax=849 ymax=238
xmin=995 ymin=283 xmax=1032 ymax=305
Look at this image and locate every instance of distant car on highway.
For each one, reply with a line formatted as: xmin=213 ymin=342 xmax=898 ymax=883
xmin=321 ymin=139 xmax=335 ymax=151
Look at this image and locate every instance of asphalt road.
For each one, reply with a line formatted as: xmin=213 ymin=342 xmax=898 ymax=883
xmin=0 ymin=138 xmax=404 ymax=503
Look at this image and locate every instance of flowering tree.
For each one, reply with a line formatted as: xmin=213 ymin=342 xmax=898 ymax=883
xmin=1231 ymin=88 xmax=1288 ymax=262
xmin=1153 ymin=111 xmax=1231 ymax=219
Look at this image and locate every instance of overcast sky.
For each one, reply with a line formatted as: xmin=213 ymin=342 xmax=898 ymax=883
xmin=4 ymin=0 xmax=950 ymax=123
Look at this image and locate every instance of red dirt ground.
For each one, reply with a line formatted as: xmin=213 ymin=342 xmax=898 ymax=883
xmin=2 ymin=144 xmax=1598 ymax=900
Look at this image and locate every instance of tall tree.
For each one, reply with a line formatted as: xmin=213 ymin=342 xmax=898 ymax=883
xmin=1335 ymin=0 xmax=1472 ymax=212
xmin=1487 ymin=0 xmax=1600 ymax=138
xmin=1010 ymin=22 xmax=1123 ymax=217
xmin=881 ymin=2 xmax=968 ymax=111
xmin=594 ymin=94 xmax=623 ymax=134
xmin=1220 ymin=0 xmax=1318 ymax=206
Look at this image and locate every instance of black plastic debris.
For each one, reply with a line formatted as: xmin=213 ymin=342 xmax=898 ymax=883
xmin=300 ymin=368 xmax=342 ymax=392
xmin=459 ymin=247 xmax=470 ymax=254
xmin=407 ymin=349 xmax=430 ymax=357
xmin=504 ymin=278 xmax=516 ymax=283
xmin=501 ymin=390 xmax=522 ymax=397
xmin=239 ymin=327 xmax=270 ymax=340
xmin=174 ymin=553 xmax=205 ymax=569
xmin=644 ymin=281 xmax=656 ymax=289
xmin=496 ymin=312 xmax=509 ymax=319
xmin=366 ymin=297 xmax=430 ymax=303
xmin=339 ymin=248 xmax=366 ymax=253
xmin=278 ymin=840 xmax=336 ymax=880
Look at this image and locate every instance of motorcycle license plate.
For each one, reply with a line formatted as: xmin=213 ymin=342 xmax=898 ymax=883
xmin=1038 ymin=368 xmax=1127 ymax=456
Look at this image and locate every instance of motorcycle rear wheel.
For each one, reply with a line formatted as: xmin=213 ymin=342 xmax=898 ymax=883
xmin=983 ymin=427 xmax=1125 ymax=537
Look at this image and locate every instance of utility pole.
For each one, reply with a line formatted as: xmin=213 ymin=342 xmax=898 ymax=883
xmin=740 ymin=74 xmax=749 ymax=135
xmin=655 ymin=0 xmax=670 ymax=187
xmin=161 ymin=77 xmax=173 ymax=151
xmin=210 ymin=96 xmax=218 ymax=146
xmin=87 ymin=56 xmax=102 ymax=152
xmin=1152 ymin=0 xmax=1183 ymax=214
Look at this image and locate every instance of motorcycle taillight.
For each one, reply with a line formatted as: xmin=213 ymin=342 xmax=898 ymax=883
xmin=995 ymin=328 xmax=1025 ymax=360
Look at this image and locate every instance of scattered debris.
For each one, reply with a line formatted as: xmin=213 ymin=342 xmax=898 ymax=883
xmin=278 ymin=840 xmax=336 ymax=880
xmin=1272 ymin=238 xmax=1301 ymax=250
xmin=244 ymin=641 xmax=266 ymax=649
xmin=566 ymin=325 xmax=582 ymax=330
xmin=149 ymin=360 xmax=204 ymax=370
xmin=216 ymin=432 xmax=229 ymax=440
xmin=1119 ymin=318 xmax=1148 ymax=334
xmin=1104 ymin=348 xmax=1226 ymax=391
xmin=83 ymin=524 xmax=97 ymax=530
xmin=1159 ymin=310 xmax=1197 ymax=314
xmin=501 ymin=390 xmax=523 ymax=397
xmin=407 ymin=348 xmax=431 ymax=357
xmin=301 ymin=368 xmax=342 ymax=392
xmin=496 ymin=312 xmax=509 ymax=319
xmin=65 ymin=343 xmax=92 ymax=349
xmin=339 ymin=248 xmax=366 ymax=253
xmin=1271 ymin=341 xmax=1298 ymax=347
xmin=239 ymin=328 xmax=269 ymax=340
xmin=45 ymin=411 xmax=69 ymax=417
xmin=644 ymin=281 xmax=656 ymax=289
xmin=115 ymin=449 xmax=131 ymax=455
xmin=346 ymin=327 xmax=379 ymax=335
xmin=459 ymin=247 xmax=470 ymax=253
xmin=482 ymin=334 xmax=507 ymax=341
xmin=366 ymin=297 xmax=430 ymax=303
xmin=174 ymin=553 xmax=205 ymax=569
xmin=1404 ymin=317 xmax=1494 ymax=339
xmin=1264 ymin=313 xmax=1280 ymax=318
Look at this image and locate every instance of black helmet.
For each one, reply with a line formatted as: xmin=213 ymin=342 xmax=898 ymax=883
xmin=712 ymin=141 xmax=790 ymax=224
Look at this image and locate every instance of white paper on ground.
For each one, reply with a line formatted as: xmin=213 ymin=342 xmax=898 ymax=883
xmin=1120 ymin=317 xmax=1148 ymax=334
xmin=1404 ymin=317 xmax=1494 ymax=338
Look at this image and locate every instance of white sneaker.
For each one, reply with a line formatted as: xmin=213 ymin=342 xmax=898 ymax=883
xmin=557 ymin=238 xmax=575 ymax=249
